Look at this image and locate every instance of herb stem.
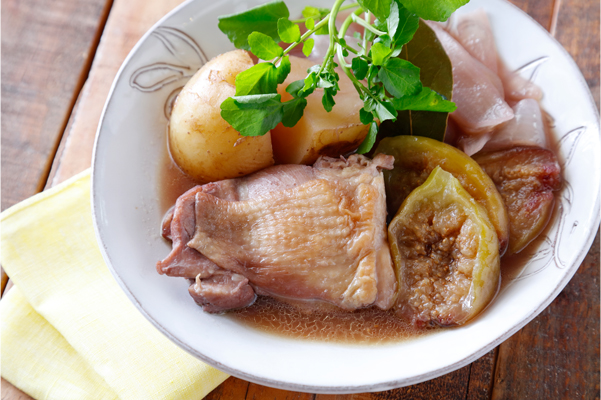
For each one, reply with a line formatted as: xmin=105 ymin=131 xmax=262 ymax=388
xmin=351 ymin=14 xmax=386 ymax=36
xmin=336 ymin=8 xmax=362 ymax=68
xmin=277 ymin=2 xmax=361 ymax=66
xmin=289 ymin=3 xmax=359 ymax=24
xmin=337 ymin=8 xmax=374 ymax=100
xmin=316 ymin=0 xmax=348 ymax=76
xmin=362 ymin=11 xmax=370 ymax=55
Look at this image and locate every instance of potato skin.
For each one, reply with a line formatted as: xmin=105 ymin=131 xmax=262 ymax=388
xmin=169 ymin=50 xmax=274 ymax=183
xmin=270 ymin=56 xmax=369 ymax=165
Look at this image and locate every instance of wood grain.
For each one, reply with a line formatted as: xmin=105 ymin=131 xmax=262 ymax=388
xmin=0 ymin=0 xmax=111 ymax=211
xmin=316 ymin=365 xmax=471 ymax=400
xmin=1 ymin=378 xmax=33 ymax=400
xmin=509 ymin=0 xmax=554 ymax=29
xmin=554 ymin=0 xmax=601 ymax=109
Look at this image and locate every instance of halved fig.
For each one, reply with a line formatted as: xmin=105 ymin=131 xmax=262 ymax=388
xmin=389 ymin=167 xmax=500 ymax=327
xmin=375 ymin=135 xmax=510 ymax=255
xmin=473 ymin=146 xmax=561 ymax=254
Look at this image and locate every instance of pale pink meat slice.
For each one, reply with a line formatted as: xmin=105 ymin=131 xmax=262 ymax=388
xmin=479 ymin=99 xmax=549 ymax=153
xmin=498 ymin=62 xmax=544 ymax=103
xmin=458 ymin=98 xmax=549 ymax=156
xmin=450 ymin=9 xmax=499 ymax=74
xmin=428 ymin=22 xmax=514 ymax=135
xmin=449 ymin=9 xmax=542 ymax=102
xmin=187 ymin=154 xmax=397 ymax=311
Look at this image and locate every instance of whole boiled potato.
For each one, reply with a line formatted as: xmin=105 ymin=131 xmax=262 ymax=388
xmin=270 ymin=56 xmax=369 ymax=165
xmin=169 ymin=50 xmax=274 ymax=183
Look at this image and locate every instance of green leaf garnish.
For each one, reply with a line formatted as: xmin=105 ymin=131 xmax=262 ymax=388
xmin=322 ymin=88 xmax=336 ymax=112
xmin=378 ymin=58 xmax=422 ymax=98
xmin=357 ymin=0 xmax=392 ymax=20
xmin=218 ymin=1 xmax=289 ymax=50
xmin=359 ymin=108 xmax=375 ymax=124
xmin=379 ymin=20 xmax=454 ymax=142
xmin=235 ymin=63 xmax=279 ymax=96
xmin=357 ymin=122 xmax=379 ymax=154
xmin=302 ymin=6 xmax=330 ymax=35
xmin=282 ymin=97 xmax=308 ymax=127
xmin=352 ymin=58 xmax=369 ymax=80
xmin=278 ymin=18 xmax=301 ymax=43
xmin=393 ymin=4 xmax=420 ymax=46
xmin=302 ymin=38 xmax=315 ymax=57
xmin=370 ymin=42 xmax=392 ymax=66
xmin=277 ymin=56 xmax=291 ymax=84
xmin=399 ymin=0 xmax=470 ymax=21
xmin=218 ymin=0 xmax=466 ymax=151
xmin=220 ymin=94 xmax=284 ymax=136
xmin=248 ymin=32 xmax=283 ymax=60
xmin=305 ymin=17 xmax=315 ymax=31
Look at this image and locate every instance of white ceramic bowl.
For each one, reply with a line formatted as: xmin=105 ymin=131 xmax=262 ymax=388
xmin=92 ymin=0 xmax=600 ymax=393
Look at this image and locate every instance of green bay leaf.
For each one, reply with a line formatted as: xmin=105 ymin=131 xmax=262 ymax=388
xmin=379 ymin=20 xmax=453 ymax=142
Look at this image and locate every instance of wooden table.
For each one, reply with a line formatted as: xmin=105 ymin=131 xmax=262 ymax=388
xmin=2 ymin=0 xmax=599 ymax=398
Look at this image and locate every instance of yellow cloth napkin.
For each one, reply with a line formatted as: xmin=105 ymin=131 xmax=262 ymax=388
xmin=0 ymin=170 xmax=229 ymax=400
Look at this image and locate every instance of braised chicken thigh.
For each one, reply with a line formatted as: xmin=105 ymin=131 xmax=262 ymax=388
xmin=159 ymin=154 xmax=397 ymax=312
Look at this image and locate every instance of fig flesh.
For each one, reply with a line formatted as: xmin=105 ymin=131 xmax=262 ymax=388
xmin=473 ymin=146 xmax=562 ymax=254
xmin=389 ymin=167 xmax=501 ymax=327
xmin=375 ymin=135 xmax=510 ymax=255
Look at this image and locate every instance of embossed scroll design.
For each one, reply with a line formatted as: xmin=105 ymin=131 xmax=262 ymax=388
xmin=129 ymin=26 xmax=208 ymax=118
xmin=513 ymin=126 xmax=586 ymax=282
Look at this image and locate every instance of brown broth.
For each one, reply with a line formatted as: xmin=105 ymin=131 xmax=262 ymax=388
xmin=158 ymin=138 xmax=198 ymax=214
xmin=229 ymin=296 xmax=435 ymax=344
xmin=499 ymin=202 xmax=560 ymax=289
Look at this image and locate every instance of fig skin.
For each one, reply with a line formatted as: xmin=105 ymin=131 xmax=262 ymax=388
xmin=389 ymin=167 xmax=501 ymax=327
xmin=473 ymin=146 xmax=562 ymax=254
xmin=375 ymin=135 xmax=510 ymax=255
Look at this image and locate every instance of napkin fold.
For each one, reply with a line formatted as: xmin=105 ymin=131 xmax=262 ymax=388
xmin=0 ymin=170 xmax=228 ymax=400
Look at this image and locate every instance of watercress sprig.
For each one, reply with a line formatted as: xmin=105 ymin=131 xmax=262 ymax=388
xmin=218 ymin=0 xmax=466 ymax=152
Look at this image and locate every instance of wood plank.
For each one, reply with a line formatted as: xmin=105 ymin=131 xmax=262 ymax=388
xmin=508 ymin=0 xmax=554 ymax=29
xmin=245 ymin=384 xmax=315 ymax=400
xmin=0 ymin=0 xmax=112 ymax=211
xmin=1 ymin=378 xmax=34 ymax=400
xmin=466 ymin=349 xmax=497 ymax=400
xmin=554 ymin=0 xmax=600 ymax=109
xmin=315 ymin=364 xmax=471 ymax=400
xmin=205 ymin=377 xmax=250 ymax=400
